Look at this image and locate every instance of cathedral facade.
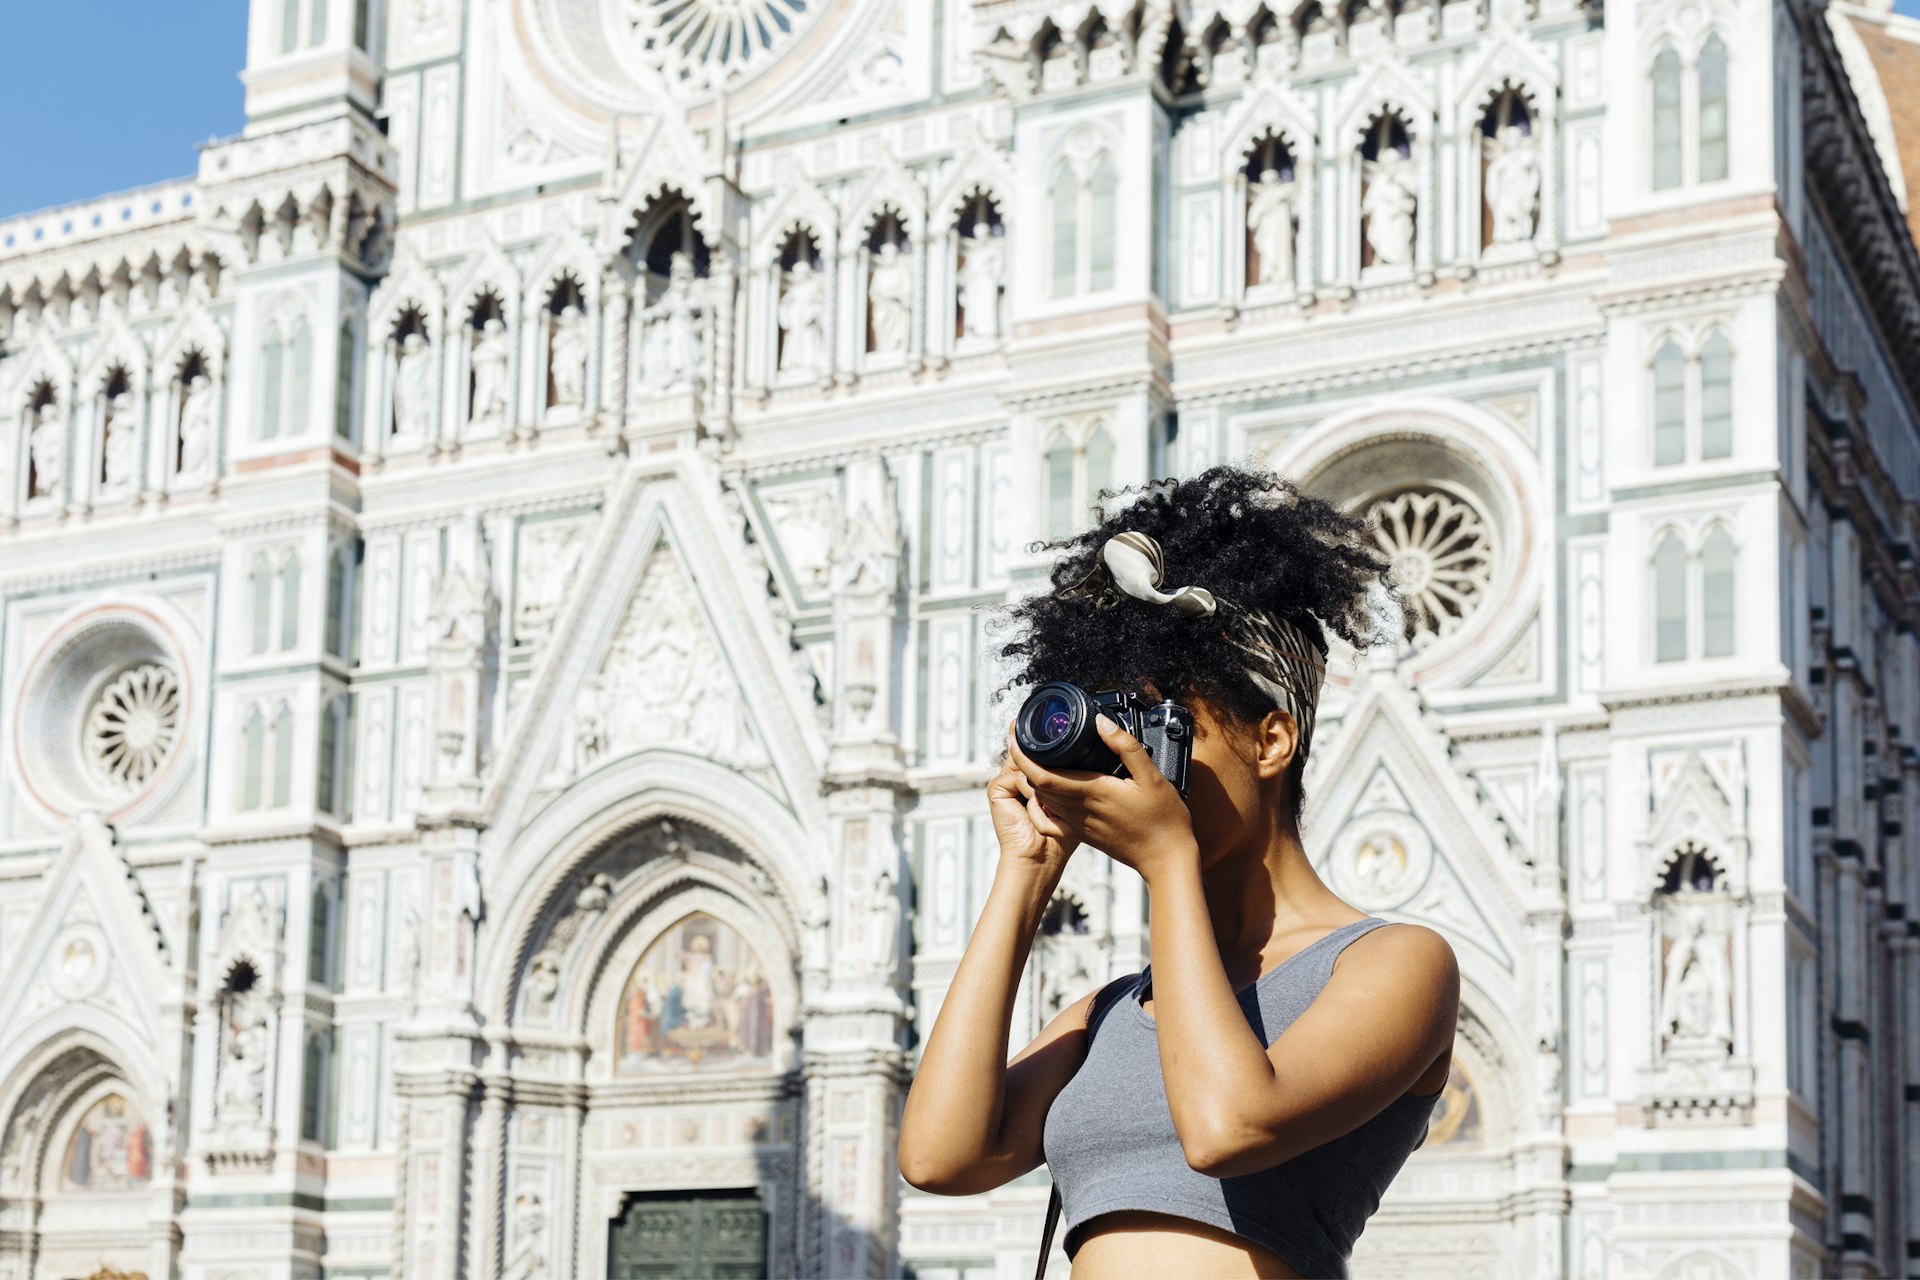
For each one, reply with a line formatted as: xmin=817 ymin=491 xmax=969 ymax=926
xmin=0 ymin=0 xmax=1917 ymax=1276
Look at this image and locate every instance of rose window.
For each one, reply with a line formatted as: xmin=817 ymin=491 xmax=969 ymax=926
xmin=83 ymin=664 xmax=182 ymax=792
xmin=625 ymin=0 xmax=818 ymax=89
xmin=1365 ymin=488 xmax=1496 ymax=649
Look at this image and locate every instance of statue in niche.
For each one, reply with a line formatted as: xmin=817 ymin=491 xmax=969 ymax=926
xmin=101 ymin=392 xmax=138 ymax=494
xmin=1362 ymin=150 xmax=1417 ymax=268
xmin=956 ymin=222 xmax=1005 ymax=341
xmin=1484 ymin=123 xmax=1541 ymax=244
xmin=867 ymin=241 xmax=912 ymax=354
xmin=870 ymin=867 xmax=901 ymax=973
xmin=219 ymin=982 xmax=270 ymax=1118
xmin=392 ymin=331 xmax=434 ymax=439
xmin=777 ymin=258 xmax=826 ymax=375
xmin=1246 ymin=167 xmax=1298 ymax=288
xmin=637 ymin=252 xmax=706 ymax=391
xmin=506 ymin=1193 xmax=547 ymax=1280
xmin=1659 ymin=903 xmax=1733 ymax=1052
xmin=28 ymin=400 xmax=63 ymax=499
xmin=178 ymin=375 xmax=216 ymax=482
xmin=548 ymin=304 xmax=589 ymax=408
xmin=469 ymin=316 xmax=510 ymax=423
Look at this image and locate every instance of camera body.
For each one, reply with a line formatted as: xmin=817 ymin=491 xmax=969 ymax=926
xmin=1013 ymin=681 xmax=1194 ymax=798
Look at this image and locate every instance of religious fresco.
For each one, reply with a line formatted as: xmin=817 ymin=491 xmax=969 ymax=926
xmin=616 ymin=912 xmax=775 ymax=1074
xmin=61 ymin=1093 xmax=150 ymax=1190
xmin=1426 ymin=1062 xmax=1483 ymax=1148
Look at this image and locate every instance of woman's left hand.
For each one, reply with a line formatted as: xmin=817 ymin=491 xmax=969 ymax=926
xmin=1006 ymin=714 xmax=1199 ymax=882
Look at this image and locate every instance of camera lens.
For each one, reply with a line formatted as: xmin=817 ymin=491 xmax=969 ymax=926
xmin=1027 ymin=693 xmax=1075 ymax=746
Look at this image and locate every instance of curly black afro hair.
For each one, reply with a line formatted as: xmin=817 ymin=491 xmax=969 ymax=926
xmin=992 ymin=463 xmax=1412 ymax=823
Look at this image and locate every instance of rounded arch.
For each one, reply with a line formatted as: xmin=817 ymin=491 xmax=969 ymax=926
xmin=577 ymin=875 xmax=803 ymax=1080
xmin=0 ymin=1021 xmax=167 ymax=1180
xmin=481 ymin=750 xmax=820 ymax=1027
xmin=1265 ymin=397 xmax=1544 ymax=689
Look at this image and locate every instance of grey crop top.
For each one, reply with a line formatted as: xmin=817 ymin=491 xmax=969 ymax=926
xmin=1041 ymin=916 xmax=1443 ymax=1279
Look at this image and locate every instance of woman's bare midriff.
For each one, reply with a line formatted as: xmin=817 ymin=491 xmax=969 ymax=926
xmin=1068 ymin=1211 xmax=1305 ymax=1279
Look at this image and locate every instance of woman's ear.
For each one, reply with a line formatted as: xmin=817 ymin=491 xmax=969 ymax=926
xmin=1255 ymin=709 xmax=1299 ymax=780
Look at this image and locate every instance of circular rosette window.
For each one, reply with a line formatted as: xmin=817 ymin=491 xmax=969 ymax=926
xmin=1363 ymin=484 xmax=1497 ymax=652
xmin=14 ymin=606 xmax=193 ymax=821
xmin=625 ymin=0 xmax=820 ymax=90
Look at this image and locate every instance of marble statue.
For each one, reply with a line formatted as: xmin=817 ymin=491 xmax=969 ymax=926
xmin=549 ymin=304 xmax=588 ymax=408
xmin=1362 ymin=150 xmax=1417 ymax=268
xmin=1247 ymin=167 xmax=1298 ymax=287
xmin=393 ymin=331 xmax=434 ymax=439
xmin=469 ymin=316 xmax=510 ymax=423
xmin=178 ymin=374 xmax=215 ymax=481
xmin=956 ymin=222 xmax=1005 ymax=341
xmin=1660 ymin=904 xmax=1733 ymax=1051
xmin=219 ymin=986 xmax=270 ymax=1117
xmin=1484 ymin=124 xmax=1541 ymax=244
xmin=778 ymin=258 xmax=826 ymax=374
xmin=28 ymin=401 xmax=62 ymax=499
xmin=870 ymin=867 xmax=901 ymax=972
xmin=101 ymin=392 xmax=138 ymax=494
xmin=638 ymin=252 xmax=706 ymax=390
xmin=867 ymin=240 xmax=911 ymax=354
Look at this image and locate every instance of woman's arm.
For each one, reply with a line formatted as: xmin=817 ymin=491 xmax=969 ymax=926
xmin=896 ymin=861 xmax=1099 ymax=1195
xmin=1140 ymin=855 xmax=1458 ymax=1178
xmin=897 ymin=751 xmax=1093 ymax=1195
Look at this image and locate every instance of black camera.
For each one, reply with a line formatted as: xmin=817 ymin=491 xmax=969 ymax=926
xmin=1013 ymin=681 xmax=1194 ymax=798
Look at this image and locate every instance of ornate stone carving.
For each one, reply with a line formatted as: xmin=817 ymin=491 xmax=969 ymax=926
xmin=636 ymin=253 xmax=708 ymax=391
xmin=514 ymin=518 xmax=590 ymax=646
xmin=620 ymin=0 xmax=821 ymax=94
xmin=777 ymin=260 xmax=826 ymax=375
xmin=28 ymin=399 xmax=63 ymax=499
xmin=177 ymin=374 xmax=216 ymax=483
xmin=565 ymin=548 xmax=770 ymax=777
xmin=1485 ymin=126 xmax=1541 ymax=245
xmin=548 ymin=305 xmax=589 ymax=409
xmin=1362 ymin=151 xmax=1417 ymax=268
xmin=100 ymin=392 xmax=138 ymax=496
xmin=1247 ymin=168 xmax=1298 ymax=288
xmin=392 ymin=331 xmax=434 ymax=440
xmin=469 ymin=317 xmax=510 ymax=424
xmin=83 ymin=663 xmax=181 ymax=793
xmin=956 ymin=223 xmax=1005 ymax=342
xmin=866 ymin=242 xmax=910 ymax=355
xmin=1365 ymin=488 xmax=1495 ymax=650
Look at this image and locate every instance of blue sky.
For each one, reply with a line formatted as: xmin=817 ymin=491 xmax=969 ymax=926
xmin=6 ymin=0 xmax=1920 ymax=218
xmin=0 ymin=1 xmax=247 ymax=219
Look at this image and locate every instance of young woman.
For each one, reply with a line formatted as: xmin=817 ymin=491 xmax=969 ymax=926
xmin=897 ymin=465 xmax=1461 ymax=1279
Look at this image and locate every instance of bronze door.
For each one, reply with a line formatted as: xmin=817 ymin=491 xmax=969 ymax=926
xmin=608 ymin=1190 xmax=766 ymax=1279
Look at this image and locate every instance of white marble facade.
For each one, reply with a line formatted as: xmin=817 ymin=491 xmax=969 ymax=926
xmin=0 ymin=0 xmax=1915 ymax=1276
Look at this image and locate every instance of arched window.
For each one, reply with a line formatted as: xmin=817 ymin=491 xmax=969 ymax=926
xmin=272 ymin=703 xmax=296 ymax=808
xmin=1654 ymin=532 xmax=1687 ymax=662
xmin=279 ymin=552 xmax=302 ymax=651
xmin=288 ymin=320 xmax=313 ymax=437
xmin=1653 ymin=341 xmax=1686 ymax=465
xmin=280 ymin=0 xmax=301 ymax=54
xmin=334 ymin=316 xmax=357 ymax=441
xmin=1652 ymin=328 xmax=1736 ymax=466
xmin=1700 ymin=330 xmax=1733 ymax=458
xmin=242 ymin=705 xmax=267 ymax=810
xmin=325 ymin=542 xmax=356 ymax=659
xmin=1650 ymin=35 xmax=1731 ymax=190
xmin=301 ymin=1030 xmax=330 ymax=1142
xmin=1043 ymin=420 xmax=1115 ymax=538
xmin=1089 ymin=156 xmax=1118 ymax=292
xmin=1651 ymin=46 xmax=1683 ymax=191
xmin=1050 ymin=166 xmax=1079 ymax=300
xmin=1045 ymin=432 xmax=1076 ymax=538
xmin=1697 ymin=36 xmax=1729 ymax=182
xmin=318 ymin=696 xmax=350 ymax=818
xmin=1701 ymin=526 xmax=1736 ymax=656
xmin=260 ymin=324 xmax=285 ymax=440
xmin=250 ymin=551 xmax=275 ymax=656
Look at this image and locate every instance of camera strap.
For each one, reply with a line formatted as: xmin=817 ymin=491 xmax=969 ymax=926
xmin=1035 ymin=973 xmax=1139 ymax=1280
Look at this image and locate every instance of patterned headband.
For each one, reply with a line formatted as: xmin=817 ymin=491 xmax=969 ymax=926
xmin=1059 ymin=531 xmax=1328 ymax=757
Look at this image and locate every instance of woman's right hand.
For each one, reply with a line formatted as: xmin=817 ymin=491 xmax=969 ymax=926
xmin=987 ymin=728 xmax=1082 ymax=870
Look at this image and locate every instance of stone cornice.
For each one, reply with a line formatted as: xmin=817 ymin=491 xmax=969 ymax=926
xmin=1801 ymin=0 xmax=1920 ymax=415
